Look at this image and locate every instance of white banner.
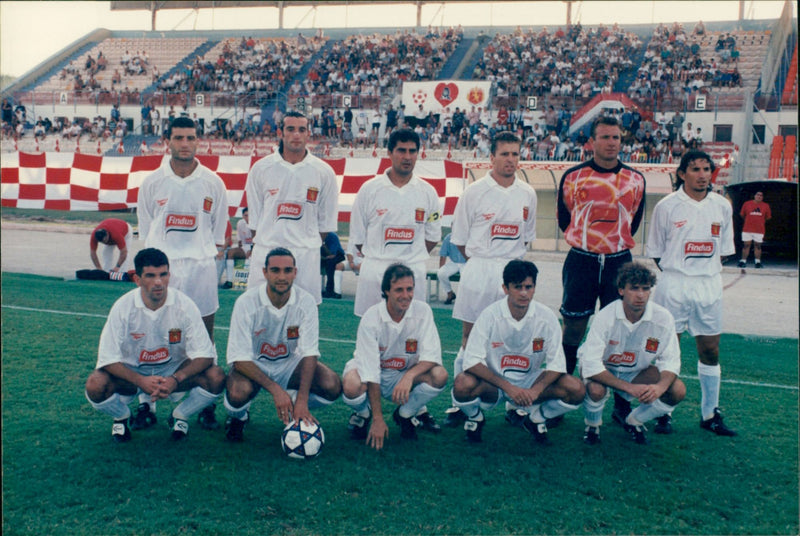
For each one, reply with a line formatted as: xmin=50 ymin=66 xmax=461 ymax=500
xmin=402 ymin=81 xmax=492 ymax=113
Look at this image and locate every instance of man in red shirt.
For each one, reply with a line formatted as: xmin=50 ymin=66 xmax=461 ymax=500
xmin=90 ymin=218 xmax=133 ymax=272
xmin=738 ymin=191 xmax=771 ymax=269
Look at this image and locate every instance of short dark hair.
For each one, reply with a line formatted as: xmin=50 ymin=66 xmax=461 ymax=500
xmin=616 ymin=261 xmax=657 ymax=289
xmin=264 ymin=247 xmax=296 ymax=268
xmin=167 ymin=116 xmax=196 ymax=139
xmin=388 ymin=128 xmax=420 ymax=152
xmin=491 ymin=131 xmax=521 ymax=155
xmin=94 ymin=229 xmax=108 ymax=242
xmin=381 ymin=263 xmax=415 ymax=299
xmin=134 ymin=248 xmax=169 ymax=276
xmin=241 ymin=206 xmax=248 ymax=214
xmin=502 ymin=259 xmax=538 ymax=287
xmin=675 ymin=149 xmax=715 ymax=191
xmin=281 ymin=110 xmax=307 ymax=129
xmin=590 ymin=115 xmax=621 ymax=138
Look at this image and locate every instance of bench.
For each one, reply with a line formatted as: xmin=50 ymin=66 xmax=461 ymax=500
xmin=426 ymin=271 xmax=461 ymax=301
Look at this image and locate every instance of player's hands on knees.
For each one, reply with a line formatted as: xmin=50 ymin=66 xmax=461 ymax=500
xmin=392 ymin=376 xmax=414 ymax=405
xmin=272 ymin=389 xmax=294 ymax=425
xmin=636 ymin=384 xmax=665 ymax=404
xmin=367 ymin=419 xmax=389 ymax=450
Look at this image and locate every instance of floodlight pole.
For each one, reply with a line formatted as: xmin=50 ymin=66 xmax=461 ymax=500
xmin=151 ymin=1 xmax=157 ymax=31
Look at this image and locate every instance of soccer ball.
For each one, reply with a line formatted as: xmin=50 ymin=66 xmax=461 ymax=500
xmin=280 ymin=420 xmax=325 ymax=460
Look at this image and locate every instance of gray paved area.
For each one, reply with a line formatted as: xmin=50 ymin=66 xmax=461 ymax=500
xmin=2 ymin=220 xmax=797 ymax=339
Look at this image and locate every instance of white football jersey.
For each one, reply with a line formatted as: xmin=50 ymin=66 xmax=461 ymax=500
xmin=451 ymin=173 xmax=537 ymax=259
xmin=350 ymin=173 xmax=442 ymax=263
xmin=245 ymin=151 xmax=338 ymax=250
xmin=646 ymin=187 xmax=734 ymax=276
xmin=578 ymin=300 xmax=681 ymax=380
xmin=226 ymin=284 xmax=320 ymax=378
xmin=137 ymin=160 xmax=229 ymax=260
xmin=236 ymin=218 xmax=253 ymax=248
xmin=352 ymin=300 xmax=442 ymax=385
xmin=463 ymin=298 xmax=564 ymax=385
xmin=96 ymin=288 xmax=217 ymax=372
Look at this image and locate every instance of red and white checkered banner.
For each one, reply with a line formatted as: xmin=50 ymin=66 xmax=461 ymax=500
xmin=0 ymin=152 xmax=468 ymax=225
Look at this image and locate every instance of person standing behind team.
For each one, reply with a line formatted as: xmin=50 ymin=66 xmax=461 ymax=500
xmin=350 ymin=128 xmax=441 ymax=316
xmin=647 ymin=149 xmax=737 ymax=436
xmin=738 ymin=191 xmax=771 ymax=269
xmin=137 ymin=116 xmax=228 ymax=430
xmin=223 ymin=248 xmax=342 ymax=442
xmin=222 ymin=207 xmax=254 ymax=288
xmin=84 ymin=248 xmax=226 ymax=442
xmin=443 ymin=131 xmax=537 ymax=426
xmin=90 ymin=218 xmax=133 ymax=273
xmin=342 ymin=264 xmax=448 ymax=449
xmin=557 ymin=116 xmax=646 ymax=391
xmin=437 ymin=232 xmax=466 ymax=305
xmin=579 ymin=262 xmax=685 ymax=446
xmin=244 ymin=110 xmax=338 ymax=304
xmin=451 ymin=260 xmax=584 ymax=444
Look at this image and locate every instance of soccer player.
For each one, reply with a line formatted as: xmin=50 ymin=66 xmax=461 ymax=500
xmin=137 ymin=116 xmax=228 ymax=430
xmin=579 ymin=262 xmax=686 ymax=445
xmin=244 ymin=110 xmax=339 ymax=304
xmin=451 ymin=260 xmax=584 ymax=444
xmin=443 ymin=131 xmax=537 ymax=426
xmin=350 ymin=128 xmax=441 ymax=316
xmin=223 ymin=247 xmax=342 ymax=442
xmin=342 ymin=264 xmax=448 ymax=450
xmin=738 ymin=191 xmax=771 ymax=268
xmin=84 ymin=248 xmax=226 ymax=442
xmin=647 ymin=149 xmax=737 ymax=436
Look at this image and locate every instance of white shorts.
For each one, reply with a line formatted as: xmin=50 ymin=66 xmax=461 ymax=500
xmin=248 ymin=244 xmax=322 ymax=304
xmin=653 ymin=271 xmax=722 ymax=336
xmin=169 ymin=257 xmax=219 ymax=317
xmin=343 ymin=358 xmax=417 ymax=400
xmin=452 ymin=256 xmax=510 ymax=323
xmin=353 ymin=257 xmax=427 ymax=317
xmin=741 ymin=232 xmax=764 ymax=244
xmin=250 ymin=357 xmax=298 ymax=391
xmin=99 ymin=223 xmax=133 ymax=272
xmin=582 ymin=370 xmax=642 ymax=403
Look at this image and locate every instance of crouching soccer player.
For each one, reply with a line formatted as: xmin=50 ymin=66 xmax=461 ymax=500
xmin=223 ymin=248 xmax=342 ymax=442
xmin=85 ymin=248 xmax=226 ymax=442
xmin=579 ymin=262 xmax=686 ymax=445
xmin=342 ymin=264 xmax=448 ymax=450
xmin=451 ymin=260 xmax=584 ymax=445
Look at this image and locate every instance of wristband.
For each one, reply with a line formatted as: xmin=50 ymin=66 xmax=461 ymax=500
xmin=170 ymin=374 xmax=180 ymax=386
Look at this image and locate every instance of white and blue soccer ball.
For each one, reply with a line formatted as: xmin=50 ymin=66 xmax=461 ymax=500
xmin=281 ymin=420 xmax=325 ymax=459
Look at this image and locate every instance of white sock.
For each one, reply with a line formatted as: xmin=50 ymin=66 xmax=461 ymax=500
xmin=226 ymin=259 xmax=235 ymax=282
xmin=333 ymin=270 xmax=343 ymax=293
xmin=216 ymin=258 xmax=225 ymax=283
xmin=399 ymin=382 xmax=444 ymax=418
xmin=223 ymin=393 xmax=251 ymax=420
xmin=698 ymin=362 xmax=721 ymax=420
xmin=286 ymin=389 xmax=298 ymax=404
xmin=138 ymin=392 xmax=154 ymax=411
xmin=454 ymin=395 xmax=482 ymax=419
xmin=308 ymin=392 xmax=336 ymax=408
xmin=628 ymin=398 xmax=675 ymax=425
xmin=86 ymin=392 xmax=131 ymax=420
xmin=173 ymin=386 xmax=219 ymax=421
xmin=342 ymin=391 xmax=370 ymax=417
xmin=582 ymin=393 xmax=607 ymax=427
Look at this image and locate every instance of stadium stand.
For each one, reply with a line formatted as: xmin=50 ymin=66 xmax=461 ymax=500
xmin=780 ymin=45 xmax=798 ymax=105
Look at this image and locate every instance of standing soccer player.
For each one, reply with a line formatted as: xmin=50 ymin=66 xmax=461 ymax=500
xmin=84 ymin=248 xmax=226 ymax=442
xmin=223 ymin=248 xmax=342 ymax=442
xmin=342 ymin=264 xmax=448 ymax=450
xmin=244 ymin=111 xmax=338 ymax=304
xmin=443 ymin=131 xmax=538 ymax=426
xmin=647 ymin=150 xmax=737 ymax=436
xmin=451 ymin=260 xmax=584 ymax=444
xmin=350 ymin=128 xmax=441 ymax=316
xmin=579 ymin=262 xmax=686 ymax=445
xmin=137 ymin=116 xmax=228 ymax=430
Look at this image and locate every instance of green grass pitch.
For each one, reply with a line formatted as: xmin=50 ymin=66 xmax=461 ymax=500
xmin=2 ymin=273 xmax=798 ymax=535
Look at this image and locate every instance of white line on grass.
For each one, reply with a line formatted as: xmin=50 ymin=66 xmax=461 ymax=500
xmin=4 ymin=303 xmax=798 ymax=391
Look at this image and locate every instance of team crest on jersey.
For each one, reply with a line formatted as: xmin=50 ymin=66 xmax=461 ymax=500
xmin=415 ymin=208 xmax=426 ymax=223
xmin=306 ymin=187 xmax=319 ymax=203
xmin=384 ymin=227 xmax=415 ymax=245
xmin=710 ymin=222 xmax=721 ymax=237
xmin=165 ymin=214 xmax=197 ymax=233
xmin=139 ymin=347 xmax=169 ymax=365
xmin=523 ymin=207 xmax=529 ymax=221
xmin=645 ymin=337 xmax=659 ymax=353
xmin=168 ymin=329 xmax=182 ymax=344
xmin=501 ymin=355 xmax=530 ymax=374
xmin=376 ymin=209 xmax=388 ymax=217
xmin=405 ymin=339 xmax=418 ymax=354
xmin=203 ymin=196 xmax=213 ymax=213
xmin=532 ymin=338 xmax=544 ymax=352
xmin=684 ymin=241 xmax=714 ymax=259
xmin=381 ymin=357 xmax=407 ymax=370
xmin=130 ymin=332 xmax=145 ymax=340
xmin=287 ymin=326 xmax=299 ymax=339
xmin=258 ymin=342 xmax=289 ymax=360
xmin=277 ymin=203 xmax=303 ymax=220
xmin=607 ymin=352 xmax=636 ymax=366
xmin=490 ymin=223 xmax=520 ymax=242
xmin=156 ymin=198 xmax=168 ymax=207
